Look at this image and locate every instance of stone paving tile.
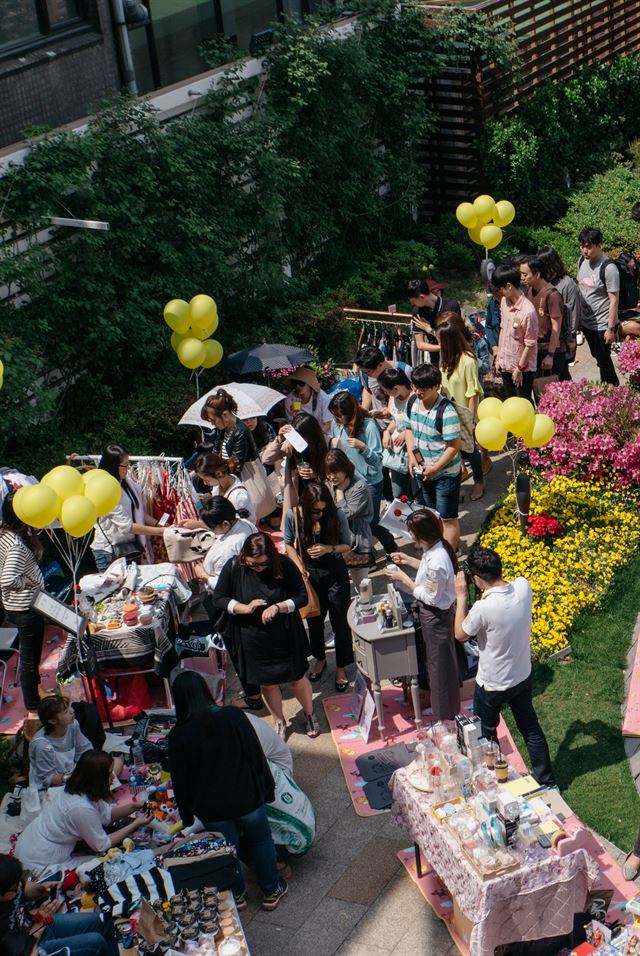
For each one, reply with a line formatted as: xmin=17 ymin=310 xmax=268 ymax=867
xmin=243 ymin=916 xmax=298 ymax=956
xmin=328 ymin=837 xmax=403 ymax=904
xmin=248 ymin=858 xmax=351 ymax=931
xmin=282 ymin=897 xmax=369 ymax=956
xmin=335 ymin=942 xmax=391 ymax=956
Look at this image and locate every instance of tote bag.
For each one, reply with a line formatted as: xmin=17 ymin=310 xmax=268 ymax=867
xmin=283 ymin=508 xmax=321 ymax=619
xmin=240 ymin=458 xmax=277 ymax=520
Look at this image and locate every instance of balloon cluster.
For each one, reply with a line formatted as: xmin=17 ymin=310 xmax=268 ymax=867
xmin=475 ymin=397 xmax=555 ymax=452
xmin=164 ymin=295 xmax=223 ymax=370
xmin=0 ymin=360 xmax=4 ymax=389
xmin=13 ymin=466 xmax=121 ymax=539
xmin=455 ymin=195 xmax=516 ymax=251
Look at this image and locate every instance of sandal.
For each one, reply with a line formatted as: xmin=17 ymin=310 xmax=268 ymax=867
xmin=231 ymin=694 xmax=264 ymax=711
xmin=275 ymin=720 xmax=287 ymax=739
xmin=308 ymin=661 xmax=327 ymax=683
xmin=305 ymin=713 xmax=320 ymax=738
xmin=470 ymin=485 xmax=485 ymax=502
xmin=334 ymin=678 xmax=349 ymax=693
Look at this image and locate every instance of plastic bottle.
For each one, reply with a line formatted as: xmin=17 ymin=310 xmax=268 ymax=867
xmin=132 ymin=737 xmax=144 ymax=769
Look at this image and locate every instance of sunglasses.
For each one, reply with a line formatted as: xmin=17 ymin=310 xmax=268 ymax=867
xmin=246 ymin=559 xmax=270 ymax=569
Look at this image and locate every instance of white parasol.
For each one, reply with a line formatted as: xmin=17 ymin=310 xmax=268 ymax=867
xmin=179 ymin=382 xmax=286 ymax=427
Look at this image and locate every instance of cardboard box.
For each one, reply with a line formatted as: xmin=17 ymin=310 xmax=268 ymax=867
xmin=452 ymin=897 xmax=474 ymax=949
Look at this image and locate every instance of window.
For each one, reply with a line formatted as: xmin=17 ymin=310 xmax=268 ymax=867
xmin=0 ymin=0 xmax=87 ymax=56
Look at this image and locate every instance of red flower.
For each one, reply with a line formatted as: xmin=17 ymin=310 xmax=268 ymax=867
xmin=527 ymin=513 xmax=563 ymax=538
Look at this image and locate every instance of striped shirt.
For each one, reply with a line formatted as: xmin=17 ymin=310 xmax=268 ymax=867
xmin=0 ymin=530 xmax=44 ymax=610
xmin=400 ymin=395 xmax=461 ymax=478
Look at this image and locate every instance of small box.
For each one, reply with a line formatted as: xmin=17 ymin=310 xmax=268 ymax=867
xmin=452 ymin=898 xmax=474 ymax=948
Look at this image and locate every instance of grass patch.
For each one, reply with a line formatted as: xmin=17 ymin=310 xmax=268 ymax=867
xmin=504 ymin=551 xmax=640 ymax=850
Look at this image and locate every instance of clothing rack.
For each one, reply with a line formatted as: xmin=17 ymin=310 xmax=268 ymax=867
xmin=66 ymin=455 xmax=184 ymax=464
xmin=343 ymin=307 xmax=412 ymax=326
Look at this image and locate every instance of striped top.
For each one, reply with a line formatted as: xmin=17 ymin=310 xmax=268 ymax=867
xmin=0 ymin=529 xmax=44 ymax=610
xmin=399 ymin=394 xmax=461 ymax=478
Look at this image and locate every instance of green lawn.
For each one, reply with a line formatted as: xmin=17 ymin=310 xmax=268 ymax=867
xmin=504 ymin=552 xmax=640 ymax=851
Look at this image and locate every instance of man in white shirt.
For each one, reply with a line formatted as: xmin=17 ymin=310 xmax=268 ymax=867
xmin=454 ymin=546 xmax=555 ymax=786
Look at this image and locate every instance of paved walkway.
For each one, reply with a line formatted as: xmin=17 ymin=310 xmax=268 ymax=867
xmin=239 ymin=343 xmax=624 ymax=955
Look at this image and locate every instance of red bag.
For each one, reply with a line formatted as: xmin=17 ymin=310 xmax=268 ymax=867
xmin=91 ymin=673 xmax=152 ymax=722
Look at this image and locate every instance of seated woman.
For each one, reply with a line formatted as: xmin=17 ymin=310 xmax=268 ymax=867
xmin=168 ymin=671 xmax=287 ymax=912
xmin=212 ymin=532 xmax=319 ymax=738
xmin=16 ymin=751 xmax=151 ymax=879
xmin=194 ymin=453 xmax=256 ymax=523
xmin=29 ymin=696 xmax=124 ymax=790
xmin=90 ymin=445 xmax=166 ymax=572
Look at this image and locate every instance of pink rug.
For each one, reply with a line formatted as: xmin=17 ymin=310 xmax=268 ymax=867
xmin=623 ymin=639 xmax=640 ymax=736
xmin=0 ymin=625 xmax=66 ymax=735
xmin=322 ymin=689 xmax=526 ymax=817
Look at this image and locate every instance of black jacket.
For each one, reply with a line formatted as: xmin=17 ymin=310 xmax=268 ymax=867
xmin=168 ymin=706 xmax=275 ymax=826
xmin=210 ymin=422 xmax=258 ymax=473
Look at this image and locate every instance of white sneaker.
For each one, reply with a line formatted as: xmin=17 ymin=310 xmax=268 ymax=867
xmin=324 ymin=634 xmax=335 ymax=649
xmin=576 ymin=332 xmax=584 ymax=346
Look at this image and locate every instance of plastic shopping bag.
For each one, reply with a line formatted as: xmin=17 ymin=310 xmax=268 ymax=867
xmin=266 ymin=761 xmax=316 ymax=855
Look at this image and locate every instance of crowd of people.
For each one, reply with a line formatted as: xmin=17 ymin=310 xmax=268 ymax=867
xmin=0 ymin=225 xmax=638 ymax=945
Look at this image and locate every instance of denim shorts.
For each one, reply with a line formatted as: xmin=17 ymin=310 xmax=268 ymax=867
xmin=416 ymin=472 xmax=461 ymax=520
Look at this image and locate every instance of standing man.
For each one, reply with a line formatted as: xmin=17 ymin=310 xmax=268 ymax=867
xmin=401 ymin=364 xmax=462 ymax=551
xmin=576 ymin=227 xmax=620 ymax=386
xmin=519 ymin=256 xmax=570 ymax=381
xmin=492 ymin=263 xmax=538 ymax=403
xmin=354 ymin=345 xmax=412 ymax=429
xmin=454 ymin=547 xmax=555 ymax=786
xmin=407 ymin=278 xmax=461 ymax=365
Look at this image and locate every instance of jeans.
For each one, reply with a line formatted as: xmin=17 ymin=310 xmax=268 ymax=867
xmin=307 ymin=559 xmax=354 ymax=668
xmin=41 ymin=911 xmax=117 ymax=956
xmin=92 ymin=549 xmax=113 ymax=572
xmin=461 ymin=445 xmax=483 ymax=484
xmin=415 ymin=473 xmax=461 ymax=520
xmin=473 ymin=673 xmax=555 ymax=786
xmin=5 ymin=609 xmax=44 ymax=711
xmin=369 ymin=479 xmax=395 ymax=555
xmin=389 ymin=469 xmax=410 ymax=500
xmin=204 ymin=804 xmax=279 ymax=897
xmin=582 ymin=326 xmax=619 ymax=386
xmin=501 ymin=370 xmax=534 ymax=404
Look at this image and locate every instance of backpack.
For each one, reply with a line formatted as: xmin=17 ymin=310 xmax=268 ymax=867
xmin=579 ymin=254 xmax=639 ymax=312
xmin=406 ymin=394 xmax=475 ymax=455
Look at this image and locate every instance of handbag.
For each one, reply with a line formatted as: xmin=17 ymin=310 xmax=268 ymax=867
xmin=97 ymin=519 xmax=143 ymax=563
xmin=343 ymin=549 xmax=373 ymax=567
xmin=240 ymin=457 xmax=277 ymax=520
xmin=283 ymin=509 xmax=321 ymax=619
xmin=382 ymin=445 xmax=409 ymax=474
xmin=156 ymin=833 xmax=237 ymax=892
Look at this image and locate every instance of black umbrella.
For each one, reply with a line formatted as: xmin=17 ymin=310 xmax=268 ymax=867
xmin=223 ymin=343 xmax=316 ymax=375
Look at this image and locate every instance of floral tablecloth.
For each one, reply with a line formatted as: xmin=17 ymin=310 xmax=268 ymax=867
xmin=391 ymin=768 xmax=598 ymax=956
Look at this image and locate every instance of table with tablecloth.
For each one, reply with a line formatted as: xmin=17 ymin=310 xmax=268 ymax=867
xmin=391 ymin=768 xmax=599 ymax=956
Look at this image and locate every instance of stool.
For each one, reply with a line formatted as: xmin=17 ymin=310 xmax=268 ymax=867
xmin=0 ymin=628 xmax=20 ymax=706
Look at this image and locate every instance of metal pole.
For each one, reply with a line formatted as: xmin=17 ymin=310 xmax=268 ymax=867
xmin=110 ymin=0 xmax=139 ymax=95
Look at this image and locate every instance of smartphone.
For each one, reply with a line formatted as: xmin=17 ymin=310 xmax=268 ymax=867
xmin=413 ymin=451 xmax=424 ymax=466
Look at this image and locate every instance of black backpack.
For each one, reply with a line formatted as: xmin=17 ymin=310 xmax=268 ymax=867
xmin=579 ymin=254 xmax=639 ymax=312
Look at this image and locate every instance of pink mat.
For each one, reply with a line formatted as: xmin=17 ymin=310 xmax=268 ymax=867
xmin=0 ymin=625 xmax=67 ymax=734
xmin=623 ymin=639 xmax=640 ymax=736
xmin=322 ymin=688 xmax=527 ymax=817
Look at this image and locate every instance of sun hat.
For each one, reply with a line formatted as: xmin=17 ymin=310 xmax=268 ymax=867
xmin=285 ymin=367 xmax=321 ymax=393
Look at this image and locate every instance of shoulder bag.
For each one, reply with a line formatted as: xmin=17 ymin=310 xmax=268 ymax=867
xmin=283 ymin=509 xmax=321 ymax=619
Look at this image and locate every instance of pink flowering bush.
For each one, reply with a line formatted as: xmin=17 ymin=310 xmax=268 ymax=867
xmin=619 ymin=339 xmax=640 ymax=389
xmin=528 ymin=380 xmax=640 ymax=487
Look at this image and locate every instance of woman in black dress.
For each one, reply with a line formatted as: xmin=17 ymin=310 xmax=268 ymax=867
xmin=213 ymin=533 xmax=319 ymax=739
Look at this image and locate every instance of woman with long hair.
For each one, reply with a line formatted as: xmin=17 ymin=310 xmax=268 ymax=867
xmin=537 ymin=245 xmax=581 ymax=370
xmin=328 ymin=390 xmax=395 ymax=557
xmin=263 ymin=412 xmax=327 ymax=523
xmin=194 ymin=452 xmax=256 ymax=522
xmin=15 ymin=751 xmax=150 ymax=878
xmin=386 ymin=510 xmax=466 ymax=720
xmin=324 ymin=448 xmax=373 ymax=589
xmin=0 ymin=493 xmax=45 ymax=714
xmin=168 ymin=671 xmax=287 ymax=912
xmin=90 ymin=445 xmax=165 ymax=571
xmin=437 ymin=318 xmax=485 ymax=501
xmin=283 ymin=483 xmax=352 ymax=691
xmin=212 ymin=533 xmax=319 ymax=738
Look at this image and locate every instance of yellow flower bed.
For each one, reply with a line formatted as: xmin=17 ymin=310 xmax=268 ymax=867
xmin=478 ymin=476 xmax=640 ymax=659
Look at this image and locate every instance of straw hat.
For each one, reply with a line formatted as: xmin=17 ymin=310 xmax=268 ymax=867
xmin=285 ymin=367 xmax=321 ymax=393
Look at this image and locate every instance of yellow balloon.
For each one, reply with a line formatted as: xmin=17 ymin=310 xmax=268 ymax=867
xmin=494 ymin=199 xmax=516 ymax=228
xmin=201 ymin=339 xmax=224 ymax=369
xmin=468 ymin=225 xmax=485 ymax=246
xmin=0 ymin=359 xmax=4 ymax=389
xmin=191 ymin=318 xmax=219 ymax=341
xmin=42 ymin=465 xmax=84 ymax=502
xmin=164 ymin=299 xmax=191 ymax=335
xmin=500 ymin=396 xmax=535 ymax=437
xmin=475 ymin=417 xmax=507 ymax=452
xmin=83 ymin=471 xmax=122 ymax=518
xmin=455 ymin=202 xmax=478 ymax=229
xmin=82 ymin=469 xmax=101 ymax=485
xmin=170 ymin=331 xmax=189 ymax=352
xmin=13 ymin=483 xmax=60 ymax=529
xmin=479 ymin=224 xmax=503 ymax=250
xmin=477 ymin=397 xmax=503 ymax=421
xmin=189 ymin=294 xmax=218 ymax=331
xmin=177 ymin=337 xmax=206 ymax=369
xmin=60 ymin=496 xmax=98 ymax=539
xmin=524 ymin=413 xmax=555 ymax=449
xmin=473 ymin=194 xmax=496 ymax=225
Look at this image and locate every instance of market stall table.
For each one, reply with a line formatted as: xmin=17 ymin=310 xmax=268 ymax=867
xmin=391 ymin=768 xmax=598 ymax=956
